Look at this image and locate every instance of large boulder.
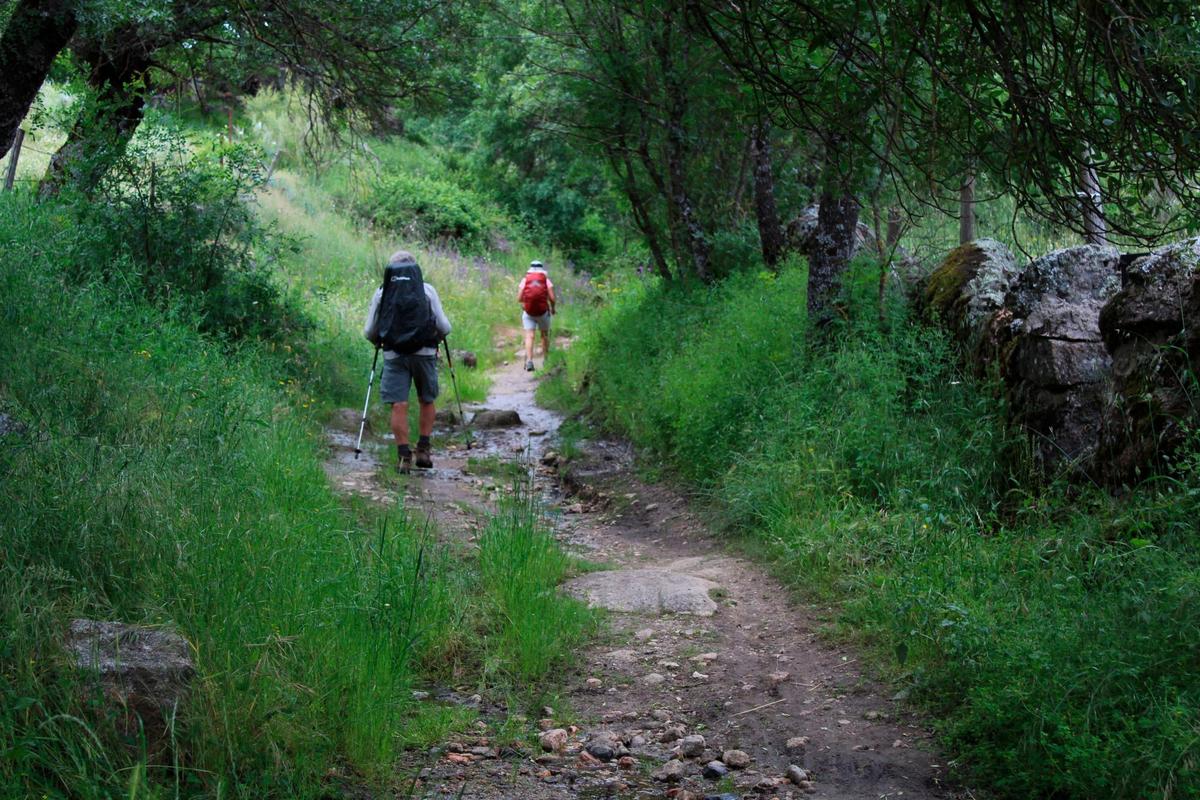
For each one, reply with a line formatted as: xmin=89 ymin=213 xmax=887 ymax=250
xmin=1001 ymin=244 xmax=1122 ymax=471
xmin=1099 ymin=237 xmax=1200 ymax=482
xmin=921 ymin=239 xmax=1021 ymax=368
xmin=67 ymin=619 xmax=195 ymax=751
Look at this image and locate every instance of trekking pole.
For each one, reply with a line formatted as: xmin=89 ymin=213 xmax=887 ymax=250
xmin=442 ymin=339 xmax=472 ymax=451
xmin=354 ymin=345 xmax=381 ymax=459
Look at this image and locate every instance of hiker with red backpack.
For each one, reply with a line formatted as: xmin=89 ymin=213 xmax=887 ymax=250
xmin=517 ymin=260 xmax=556 ymax=372
xmin=363 ymin=251 xmax=452 ymax=473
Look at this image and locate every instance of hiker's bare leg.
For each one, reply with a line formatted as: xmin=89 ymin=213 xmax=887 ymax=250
xmin=541 ymin=329 xmax=551 ymax=358
xmin=524 ymin=329 xmax=535 ymax=363
xmin=418 ymin=401 xmax=436 ymax=438
xmin=391 ymin=401 xmax=410 ymax=446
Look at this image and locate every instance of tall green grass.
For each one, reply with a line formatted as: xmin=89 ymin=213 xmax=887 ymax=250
xmin=477 ymin=492 xmax=596 ymax=685
xmin=563 ymin=258 xmax=1200 ymax=799
xmin=0 ymin=195 xmax=437 ymax=795
xmin=0 ymin=167 xmax=593 ymax=796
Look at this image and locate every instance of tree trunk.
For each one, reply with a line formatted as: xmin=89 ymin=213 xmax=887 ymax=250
xmin=41 ymin=38 xmax=153 ymax=196
xmin=886 ymin=206 xmax=903 ymax=249
xmin=656 ymin=9 xmax=710 ymax=282
xmin=878 ymin=206 xmax=905 ymax=321
xmin=807 ymin=191 xmax=859 ymax=316
xmin=608 ymin=142 xmax=673 ymax=282
xmin=1079 ymin=153 xmax=1107 ymax=244
xmin=0 ymin=0 xmax=78 ymax=159
xmin=959 ymin=172 xmax=976 ymax=244
xmin=751 ymin=121 xmax=784 ymax=270
xmin=664 ymin=127 xmax=710 ymax=281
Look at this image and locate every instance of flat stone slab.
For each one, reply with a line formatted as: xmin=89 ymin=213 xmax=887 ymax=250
xmin=68 ymin=619 xmax=194 ymax=695
xmin=564 ymin=569 xmax=719 ymax=616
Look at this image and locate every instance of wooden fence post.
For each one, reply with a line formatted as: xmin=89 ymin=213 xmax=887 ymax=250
xmin=4 ymin=129 xmax=24 ymax=191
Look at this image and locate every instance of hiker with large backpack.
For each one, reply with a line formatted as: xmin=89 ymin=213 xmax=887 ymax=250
xmin=517 ymin=260 xmax=557 ymax=372
xmin=363 ymin=251 xmax=452 ymax=473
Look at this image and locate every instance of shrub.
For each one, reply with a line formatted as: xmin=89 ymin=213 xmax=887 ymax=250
xmin=358 ymin=172 xmax=494 ymax=249
xmin=65 ymin=116 xmax=309 ymax=342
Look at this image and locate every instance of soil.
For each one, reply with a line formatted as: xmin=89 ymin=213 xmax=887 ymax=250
xmin=323 ymin=333 xmax=971 ymax=800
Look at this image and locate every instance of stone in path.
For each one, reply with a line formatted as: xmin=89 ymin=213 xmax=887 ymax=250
xmin=564 ymin=568 xmax=720 ymax=616
xmin=472 ymin=408 xmax=522 ymax=428
xmin=329 ymin=408 xmax=367 ymax=434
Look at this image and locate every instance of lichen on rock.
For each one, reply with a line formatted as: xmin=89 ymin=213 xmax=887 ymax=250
xmin=920 ymin=239 xmax=1021 ymax=367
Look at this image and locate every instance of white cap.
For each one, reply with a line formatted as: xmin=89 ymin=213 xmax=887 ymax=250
xmin=530 ymin=260 xmax=544 ymax=268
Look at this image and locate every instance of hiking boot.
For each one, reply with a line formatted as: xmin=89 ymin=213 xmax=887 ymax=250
xmin=525 ymin=360 xmax=535 ymax=372
xmin=398 ymin=448 xmax=413 ymax=474
xmin=414 ymin=445 xmax=433 ymax=470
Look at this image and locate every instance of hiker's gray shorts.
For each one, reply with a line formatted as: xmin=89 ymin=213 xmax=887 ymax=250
xmin=522 ymin=311 xmax=552 ymax=331
xmin=380 ymin=354 xmax=439 ymax=405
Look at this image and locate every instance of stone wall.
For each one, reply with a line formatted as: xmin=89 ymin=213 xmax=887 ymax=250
xmin=920 ymin=239 xmax=1021 ymax=370
xmin=1001 ymin=244 xmax=1122 ymax=471
xmin=1099 ymin=237 xmax=1200 ymax=482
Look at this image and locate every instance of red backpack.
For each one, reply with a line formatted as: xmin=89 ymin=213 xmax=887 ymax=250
xmin=520 ymin=271 xmax=550 ymax=315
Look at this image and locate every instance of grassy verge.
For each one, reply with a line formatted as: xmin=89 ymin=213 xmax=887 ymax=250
xmin=554 ymin=259 xmax=1200 ymax=799
xmin=0 ymin=108 xmax=594 ymax=796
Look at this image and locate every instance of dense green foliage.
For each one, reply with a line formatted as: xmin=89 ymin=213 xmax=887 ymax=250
xmin=6 ymin=1 xmax=1200 ymax=797
xmin=557 ymin=265 xmax=1200 ymax=799
xmin=0 ymin=117 xmax=593 ymax=795
xmin=360 ymin=171 xmax=496 ymax=248
xmin=78 ymin=118 xmax=310 ymax=341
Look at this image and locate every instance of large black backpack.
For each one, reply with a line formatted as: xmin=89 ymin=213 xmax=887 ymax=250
xmin=375 ymin=262 xmax=439 ymax=354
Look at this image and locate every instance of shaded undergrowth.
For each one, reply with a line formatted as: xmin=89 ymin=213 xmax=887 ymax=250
xmin=552 ymin=259 xmax=1200 ymax=799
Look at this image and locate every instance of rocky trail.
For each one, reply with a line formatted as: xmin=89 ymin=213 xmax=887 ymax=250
xmin=324 ymin=332 xmax=967 ymax=800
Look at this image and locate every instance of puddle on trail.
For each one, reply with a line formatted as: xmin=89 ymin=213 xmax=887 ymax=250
xmin=459 ymin=353 xmax=563 ymax=464
xmin=322 ymin=428 xmax=398 ymax=504
xmin=322 ymin=358 xmax=573 ymax=521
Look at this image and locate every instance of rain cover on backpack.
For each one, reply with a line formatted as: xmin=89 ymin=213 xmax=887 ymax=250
xmin=375 ymin=262 xmax=439 ymax=354
xmin=520 ymin=270 xmax=550 ymax=316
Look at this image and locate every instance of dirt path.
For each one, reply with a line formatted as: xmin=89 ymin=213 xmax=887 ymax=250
xmin=325 ymin=334 xmax=967 ymax=800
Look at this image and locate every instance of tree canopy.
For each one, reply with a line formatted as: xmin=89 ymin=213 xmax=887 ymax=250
xmin=4 ymin=0 xmax=1200 ymax=306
